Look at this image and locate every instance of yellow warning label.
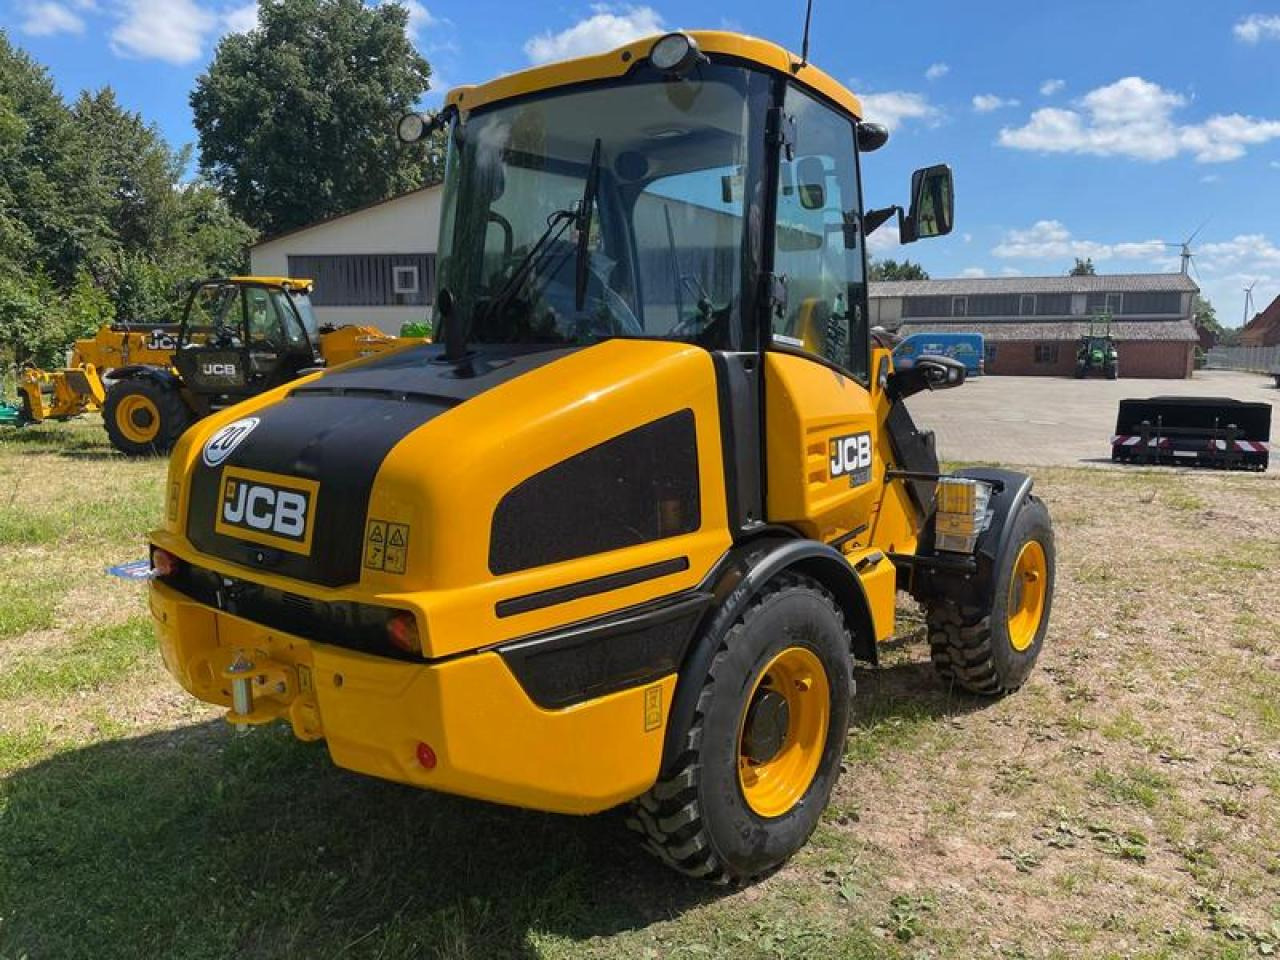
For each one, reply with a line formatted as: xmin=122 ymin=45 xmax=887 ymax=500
xmin=364 ymin=518 xmax=410 ymax=574
xmin=643 ymin=685 xmax=663 ymax=732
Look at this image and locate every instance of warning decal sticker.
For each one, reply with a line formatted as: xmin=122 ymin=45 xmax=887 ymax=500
xmin=364 ymin=519 xmax=410 ymax=574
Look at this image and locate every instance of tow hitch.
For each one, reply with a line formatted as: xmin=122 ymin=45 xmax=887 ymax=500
xmin=221 ymin=650 xmax=300 ymax=729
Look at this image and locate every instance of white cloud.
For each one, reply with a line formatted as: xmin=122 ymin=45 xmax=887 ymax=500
xmin=924 ymin=62 xmax=949 ymax=81
xmin=110 ymin=0 xmax=216 ymax=63
xmin=960 ymin=267 xmax=987 ymax=278
xmin=1233 ymin=13 xmax=1280 ymax=43
xmin=223 ymin=1 xmax=257 ymax=33
xmin=991 ymin=220 xmax=1173 ymax=264
xmin=998 ymin=76 xmax=1280 ymax=163
xmin=867 ymin=223 xmax=900 ymax=255
xmin=972 ymin=93 xmax=1020 ymax=113
xmin=1272 ymin=160 xmax=1280 ymax=169
xmin=962 ymin=232 xmax=973 ymax=243
xmin=1201 ymin=173 xmax=1220 ymax=183
xmin=524 ymin=5 xmax=663 ymax=64
xmin=1197 ymin=234 xmax=1280 ymax=271
xmin=1039 ymin=78 xmax=1065 ymax=96
xmin=858 ymin=91 xmax=941 ymax=132
xmin=1000 ymin=267 xmax=1024 ymax=277
xmin=18 ymin=1 xmax=85 ymax=35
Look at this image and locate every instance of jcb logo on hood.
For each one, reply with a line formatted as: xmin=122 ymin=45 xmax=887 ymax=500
xmin=214 ymin=467 xmax=319 ymax=555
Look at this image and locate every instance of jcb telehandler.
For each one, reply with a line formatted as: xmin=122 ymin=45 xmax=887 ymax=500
xmin=148 ymin=31 xmax=1056 ymax=882
xmin=10 ymin=277 xmax=413 ymax=456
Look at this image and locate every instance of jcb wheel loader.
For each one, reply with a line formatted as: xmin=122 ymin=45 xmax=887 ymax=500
xmin=148 ymin=31 xmax=1056 ymax=883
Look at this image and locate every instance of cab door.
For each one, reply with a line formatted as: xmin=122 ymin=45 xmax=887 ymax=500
xmin=763 ymin=83 xmax=875 ymax=545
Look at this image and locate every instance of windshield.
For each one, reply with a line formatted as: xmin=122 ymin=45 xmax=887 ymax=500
xmin=436 ymin=63 xmax=770 ymax=350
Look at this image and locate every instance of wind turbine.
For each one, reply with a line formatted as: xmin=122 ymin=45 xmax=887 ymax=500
xmin=1158 ymin=220 xmax=1209 ymax=276
xmin=1242 ymin=280 xmax=1258 ymax=327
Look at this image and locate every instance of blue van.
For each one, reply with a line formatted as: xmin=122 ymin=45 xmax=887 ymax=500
xmin=892 ymin=332 xmax=985 ymax=376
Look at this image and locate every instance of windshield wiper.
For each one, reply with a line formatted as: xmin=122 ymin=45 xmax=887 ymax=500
xmin=574 ymin=138 xmax=602 ymax=312
xmin=477 ymin=206 xmax=576 ymax=340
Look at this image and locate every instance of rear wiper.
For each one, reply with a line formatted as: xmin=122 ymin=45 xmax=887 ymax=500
xmin=574 ymin=138 xmax=602 ymax=312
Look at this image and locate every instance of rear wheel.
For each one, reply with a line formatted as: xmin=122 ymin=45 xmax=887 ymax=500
xmin=628 ymin=573 xmax=853 ymax=883
xmin=927 ymin=496 xmax=1055 ymax=695
xmin=103 ymin=379 xmax=192 ymax=456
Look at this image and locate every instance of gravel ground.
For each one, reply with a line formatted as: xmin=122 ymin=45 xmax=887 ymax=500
xmin=906 ymin=369 xmax=1278 ymax=473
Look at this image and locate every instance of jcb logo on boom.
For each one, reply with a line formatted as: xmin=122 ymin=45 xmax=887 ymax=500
xmin=202 ymin=362 xmax=238 ymax=377
xmin=214 ymin=467 xmax=318 ymax=555
xmin=829 ymin=431 xmax=873 ymax=487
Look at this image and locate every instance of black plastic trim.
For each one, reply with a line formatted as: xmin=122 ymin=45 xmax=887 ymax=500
xmin=711 ymin=351 xmax=764 ymax=536
xmin=494 ymin=556 xmax=690 ymax=618
xmin=496 ymin=591 xmax=710 ymax=708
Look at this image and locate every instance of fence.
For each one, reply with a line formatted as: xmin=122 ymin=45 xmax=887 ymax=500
xmin=1205 ymin=345 xmax=1280 ymax=373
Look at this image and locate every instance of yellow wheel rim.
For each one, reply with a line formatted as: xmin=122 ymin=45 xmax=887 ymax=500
xmin=1007 ymin=540 xmax=1047 ymax=652
xmin=116 ymin=394 xmax=160 ymax=444
xmin=737 ymin=646 xmax=830 ymax=819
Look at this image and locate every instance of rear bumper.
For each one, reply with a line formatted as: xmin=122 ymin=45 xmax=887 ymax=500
xmin=149 ymin=580 xmax=674 ymax=814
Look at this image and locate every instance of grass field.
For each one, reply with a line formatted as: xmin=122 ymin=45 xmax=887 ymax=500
xmin=1 ymin=419 xmax=1278 ymax=959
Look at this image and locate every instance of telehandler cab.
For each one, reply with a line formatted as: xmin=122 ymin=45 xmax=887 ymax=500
xmin=148 ymin=31 xmax=1056 ymax=882
xmin=10 ymin=277 xmax=413 ymax=456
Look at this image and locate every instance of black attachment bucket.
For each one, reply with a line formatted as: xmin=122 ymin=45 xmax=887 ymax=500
xmin=1111 ymin=397 xmax=1271 ymax=471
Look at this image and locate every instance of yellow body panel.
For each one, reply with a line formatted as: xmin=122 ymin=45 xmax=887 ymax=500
xmin=763 ymin=349 xmax=918 ymax=643
xmin=446 ymin=30 xmax=862 ymax=120
xmin=150 ymin=581 xmax=672 ymax=813
xmin=316 ymin=325 xmax=422 ymax=367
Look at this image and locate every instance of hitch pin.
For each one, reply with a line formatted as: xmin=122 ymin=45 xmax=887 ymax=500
xmin=227 ymin=652 xmax=256 ymax=725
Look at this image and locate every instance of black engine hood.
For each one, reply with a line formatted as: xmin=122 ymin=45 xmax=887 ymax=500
xmin=185 ymin=342 xmax=579 ymax=587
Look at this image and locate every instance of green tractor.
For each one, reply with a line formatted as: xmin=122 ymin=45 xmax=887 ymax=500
xmin=1075 ymin=313 xmax=1118 ymax=379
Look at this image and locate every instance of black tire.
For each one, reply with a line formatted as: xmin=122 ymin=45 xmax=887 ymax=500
xmin=102 ymin=378 xmax=193 ymax=456
xmin=927 ymin=496 xmax=1055 ymax=696
xmin=1105 ymin=364 xmax=1118 ymax=380
xmin=627 ymin=572 xmax=853 ymax=884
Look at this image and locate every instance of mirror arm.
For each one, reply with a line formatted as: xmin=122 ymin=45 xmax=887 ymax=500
xmin=864 ymin=205 xmax=901 ymax=237
xmin=899 ymin=211 xmax=918 ymax=245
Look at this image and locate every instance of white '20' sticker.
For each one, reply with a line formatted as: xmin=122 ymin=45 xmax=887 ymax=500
xmin=202 ymin=417 xmax=260 ymax=467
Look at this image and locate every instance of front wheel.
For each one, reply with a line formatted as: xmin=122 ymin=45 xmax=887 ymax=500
xmin=928 ymin=496 xmax=1055 ymax=695
xmin=102 ymin=379 xmax=192 ymax=456
xmin=628 ymin=573 xmax=853 ymax=883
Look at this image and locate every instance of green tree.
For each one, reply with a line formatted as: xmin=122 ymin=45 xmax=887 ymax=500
xmin=869 ymin=258 xmax=930 ymax=281
xmin=191 ymin=0 xmax=438 ymax=236
xmin=1069 ymin=257 xmax=1096 ymax=276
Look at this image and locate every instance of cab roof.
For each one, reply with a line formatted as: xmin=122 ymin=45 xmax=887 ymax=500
xmin=444 ymin=30 xmax=862 ymax=119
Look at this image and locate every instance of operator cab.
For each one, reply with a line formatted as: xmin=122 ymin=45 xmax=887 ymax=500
xmin=173 ymin=278 xmax=322 ymax=407
xmin=419 ymin=31 xmax=954 ymax=381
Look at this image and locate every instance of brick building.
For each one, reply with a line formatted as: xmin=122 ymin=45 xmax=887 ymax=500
xmin=869 ymin=273 xmax=1199 ymax=378
xmin=1240 ymin=294 xmax=1280 ymax=347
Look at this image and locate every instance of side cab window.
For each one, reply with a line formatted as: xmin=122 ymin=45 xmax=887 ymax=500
xmin=771 ymin=85 xmax=868 ymax=381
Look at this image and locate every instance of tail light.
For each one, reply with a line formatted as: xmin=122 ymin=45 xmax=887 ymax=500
xmin=150 ymin=546 xmax=181 ymax=577
xmin=386 ymin=611 xmax=421 ymax=655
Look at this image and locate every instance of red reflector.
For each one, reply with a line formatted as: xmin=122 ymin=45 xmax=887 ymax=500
xmin=416 ymin=741 xmax=437 ymax=770
xmin=386 ymin=612 xmax=421 ymax=654
xmin=150 ymin=547 xmax=179 ymax=577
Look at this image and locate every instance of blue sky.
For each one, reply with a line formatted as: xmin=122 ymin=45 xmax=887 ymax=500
xmin=5 ymin=0 xmax=1280 ymax=325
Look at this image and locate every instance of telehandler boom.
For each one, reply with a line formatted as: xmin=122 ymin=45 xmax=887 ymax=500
xmin=148 ymin=30 xmax=1056 ymax=882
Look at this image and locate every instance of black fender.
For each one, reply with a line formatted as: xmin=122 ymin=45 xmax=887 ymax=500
xmin=659 ymin=534 xmax=876 ymax=775
xmin=912 ymin=467 xmax=1035 ymax=611
xmin=110 ymin=365 xmax=181 ymax=389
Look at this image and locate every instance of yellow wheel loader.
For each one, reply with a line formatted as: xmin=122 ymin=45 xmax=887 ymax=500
xmin=10 ymin=276 xmax=415 ymax=456
xmin=148 ymin=31 xmax=1056 ymax=882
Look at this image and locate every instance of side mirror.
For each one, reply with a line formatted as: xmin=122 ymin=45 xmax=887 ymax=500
xmin=886 ymin=354 xmax=966 ymax=400
xmin=795 ymin=156 xmax=827 ymax=210
xmin=904 ymin=163 xmax=954 ymax=242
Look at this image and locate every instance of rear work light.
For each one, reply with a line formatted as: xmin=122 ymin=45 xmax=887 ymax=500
xmin=933 ymin=478 xmax=994 ymax=554
xmin=386 ymin=611 xmax=422 ymax=655
xmin=150 ymin=546 xmax=181 ymax=577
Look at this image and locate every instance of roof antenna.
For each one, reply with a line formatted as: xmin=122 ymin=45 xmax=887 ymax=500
xmin=797 ymin=0 xmax=814 ymax=70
